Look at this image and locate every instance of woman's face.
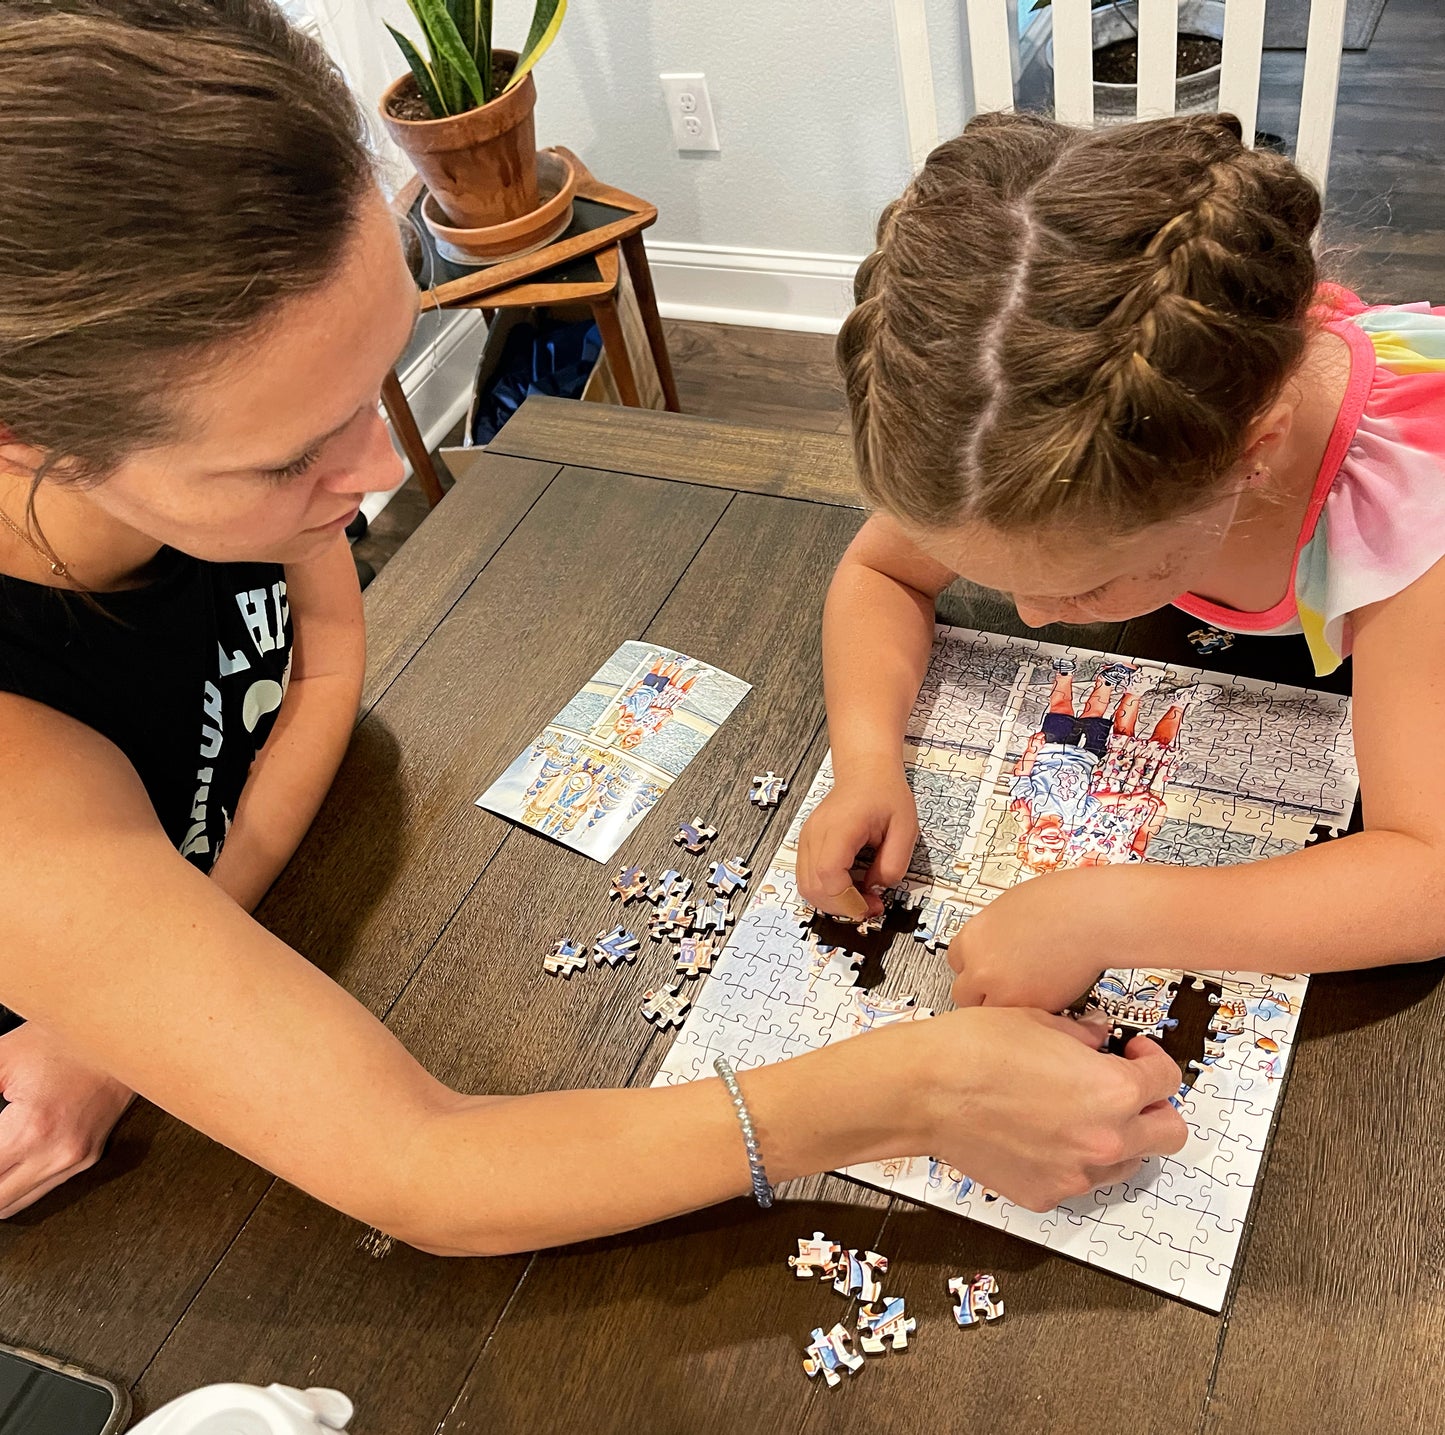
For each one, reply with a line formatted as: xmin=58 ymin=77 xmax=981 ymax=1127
xmin=911 ymin=489 xmax=1243 ymax=628
xmin=79 ymin=189 xmax=419 ymax=566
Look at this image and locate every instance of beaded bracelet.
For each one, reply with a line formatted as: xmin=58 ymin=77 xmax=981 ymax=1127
xmin=714 ymin=1055 xmax=774 ymax=1208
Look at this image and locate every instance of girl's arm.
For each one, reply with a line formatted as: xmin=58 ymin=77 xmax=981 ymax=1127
xmin=207 ymin=536 xmax=364 ymax=912
xmin=950 ymin=556 xmax=1445 ymax=1010
xmin=797 ymin=516 xmax=957 ymax=915
xmin=0 ymin=697 xmax=1186 ymax=1251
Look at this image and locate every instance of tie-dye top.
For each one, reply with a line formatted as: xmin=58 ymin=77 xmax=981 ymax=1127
xmin=1173 ymin=284 xmax=1445 ymax=675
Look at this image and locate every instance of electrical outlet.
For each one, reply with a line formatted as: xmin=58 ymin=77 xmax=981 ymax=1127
xmin=660 ymin=72 xmax=720 ymax=152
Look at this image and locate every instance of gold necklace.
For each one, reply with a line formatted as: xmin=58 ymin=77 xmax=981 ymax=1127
xmin=0 ymin=503 xmax=68 ymax=578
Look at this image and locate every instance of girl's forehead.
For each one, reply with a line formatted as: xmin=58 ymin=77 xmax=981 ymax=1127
xmin=911 ymin=508 xmax=1224 ymax=595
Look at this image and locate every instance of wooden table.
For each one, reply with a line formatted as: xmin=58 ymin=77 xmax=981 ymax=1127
xmin=4 ymin=397 xmax=1440 ymax=1433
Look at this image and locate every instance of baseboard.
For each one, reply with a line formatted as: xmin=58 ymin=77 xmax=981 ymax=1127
xmin=644 ymin=240 xmax=863 ymax=335
xmin=368 ymin=308 xmax=487 ymax=521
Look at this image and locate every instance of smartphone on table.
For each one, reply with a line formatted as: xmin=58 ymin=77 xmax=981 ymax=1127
xmin=0 ymin=1341 xmax=128 ymax=1434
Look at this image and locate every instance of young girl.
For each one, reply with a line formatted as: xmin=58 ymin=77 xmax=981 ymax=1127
xmin=0 ymin=1 xmax=1185 ymax=1243
xmin=799 ymin=110 xmax=1445 ymax=1016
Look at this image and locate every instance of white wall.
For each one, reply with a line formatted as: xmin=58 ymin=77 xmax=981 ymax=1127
xmin=309 ymin=0 xmax=971 ymax=330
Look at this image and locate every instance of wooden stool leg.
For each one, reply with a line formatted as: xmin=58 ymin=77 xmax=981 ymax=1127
xmin=592 ymin=293 xmax=643 ymax=408
xmin=381 ymin=369 xmax=445 ymax=508
xmin=621 ymin=233 xmax=681 ymax=412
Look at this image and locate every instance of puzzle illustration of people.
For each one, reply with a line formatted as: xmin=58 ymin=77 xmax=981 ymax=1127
xmin=478 ymin=641 xmax=750 ymax=861
xmin=655 ymin=626 xmax=1358 ymax=1310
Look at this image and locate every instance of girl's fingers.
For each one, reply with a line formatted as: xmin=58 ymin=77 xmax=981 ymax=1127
xmin=863 ymin=815 xmax=918 ymax=893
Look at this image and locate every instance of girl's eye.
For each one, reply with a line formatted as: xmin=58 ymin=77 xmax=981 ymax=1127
xmin=265 ymin=446 xmax=323 ymax=483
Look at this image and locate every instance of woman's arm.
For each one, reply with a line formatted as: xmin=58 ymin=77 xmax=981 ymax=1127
xmin=207 ymin=536 xmax=364 ymax=911
xmin=0 ymin=697 xmax=1185 ymax=1252
xmin=949 ymin=556 xmax=1445 ymax=1010
xmin=797 ymin=516 xmax=956 ymax=916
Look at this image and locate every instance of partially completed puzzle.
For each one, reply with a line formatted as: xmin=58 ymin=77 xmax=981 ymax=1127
xmin=655 ymin=626 xmax=1357 ymax=1310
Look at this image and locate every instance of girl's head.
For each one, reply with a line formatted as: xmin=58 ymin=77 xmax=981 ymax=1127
xmin=839 ymin=112 xmax=1323 ymax=625
xmin=0 ymin=0 xmax=418 ymax=566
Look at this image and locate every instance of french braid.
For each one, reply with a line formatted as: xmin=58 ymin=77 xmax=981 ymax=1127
xmin=841 ymin=112 xmax=1322 ymax=533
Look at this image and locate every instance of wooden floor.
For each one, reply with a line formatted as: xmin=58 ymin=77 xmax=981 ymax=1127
xmin=358 ymin=0 xmax=1441 ymax=578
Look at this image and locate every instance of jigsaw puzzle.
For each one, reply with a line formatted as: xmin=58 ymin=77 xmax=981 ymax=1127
xmin=477 ymin=642 xmax=750 ymax=861
xmin=655 ymin=626 xmax=1358 ymax=1311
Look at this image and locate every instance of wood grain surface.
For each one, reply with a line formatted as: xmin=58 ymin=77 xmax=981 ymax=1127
xmin=486 ymin=396 xmax=863 ymax=507
xmin=6 ymin=400 xmax=1436 ymax=1435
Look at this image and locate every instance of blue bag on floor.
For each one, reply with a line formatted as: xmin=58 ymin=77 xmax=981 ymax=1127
xmin=469 ymin=316 xmax=602 ymax=446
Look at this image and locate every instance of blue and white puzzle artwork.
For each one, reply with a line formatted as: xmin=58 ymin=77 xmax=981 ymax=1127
xmin=655 ymin=626 xmax=1358 ymax=1311
xmin=478 ymin=642 xmax=750 ymax=862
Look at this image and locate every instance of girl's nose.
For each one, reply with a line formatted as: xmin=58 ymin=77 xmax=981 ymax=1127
xmin=1013 ymin=596 xmax=1061 ymax=629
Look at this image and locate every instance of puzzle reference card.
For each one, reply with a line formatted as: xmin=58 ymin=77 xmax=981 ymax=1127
xmin=655 ymin=626 xmax=1357 ymax=1310
xmin=478 ymin=642 xmax=750 ymax=862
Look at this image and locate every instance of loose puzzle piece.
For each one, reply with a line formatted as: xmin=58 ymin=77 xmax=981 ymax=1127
xmin=592 ymin=925 xmax=640 ymax=966
xmin=833 ymin=1249 xmax=889 ymax=1303
xmin=609 ymin=864 xmax=648 ymax=903
xmin=675 ymin=818 xmax=718 ymax=854
xmin=802 ymin=1324 xmax=863 ymax=1387
xmin=949 ymin=1272 xmax=1004 ymax=1326
xmin=649 ymin=899 xmax=694 ymax=940
xmin=542 ymin=938 xmax=587 ymax=978
xmin=750 ymin=771 xmax=788 ymax=807
xmin=707 ymin=856 xmax=751 ymax=897
xmin=641 ymin=983 xmax=691 ymax=1027
xmin=648 ymin=869 xmax=691 ymax=904
xmin=857 ymin=1297 xmax=917 ymax=1354
xmin=675 ymin=933 xmax=719 ymax=977
xmin=1187 ymin=626 xmax=1235 ymax=655
xmin=693 ymin=897 xmax=735 ymax=935
xmin=788 ymin=1231 xmax=841 ymax=1279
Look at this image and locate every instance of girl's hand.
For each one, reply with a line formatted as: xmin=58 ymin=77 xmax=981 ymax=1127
xmin=0 ymin=1021 xmax=134 ymax=1217
xmin=905 ymin=1007 xmax=1187 ymax=1210
xmin=947 ymin=870 xmax=1117 ymax=1011
xmin=797 ymin=760 xmax=919 ymax=918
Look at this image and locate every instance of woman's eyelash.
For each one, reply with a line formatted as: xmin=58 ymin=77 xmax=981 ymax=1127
xmin=265 ymin=446 xmax=323 ymax=483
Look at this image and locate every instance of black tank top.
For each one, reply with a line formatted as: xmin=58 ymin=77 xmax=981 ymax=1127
xmin=0 ymin=551 xmax=293 ymax=872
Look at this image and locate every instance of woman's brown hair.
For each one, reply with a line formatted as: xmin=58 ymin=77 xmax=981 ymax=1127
xmin=0 ymin=0 xmax=374 ymax=481
xmin=838 ymin=111 xmax=1323 ymax=534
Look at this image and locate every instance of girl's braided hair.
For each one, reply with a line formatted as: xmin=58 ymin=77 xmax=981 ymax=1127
xmin=838 ymin=111 xmax=1322 ymax=533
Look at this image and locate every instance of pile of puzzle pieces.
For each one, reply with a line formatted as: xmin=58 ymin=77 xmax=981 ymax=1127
xmin=541 ymin=773 xmax=791 ymax=1027
xmin=790 ymin=1232 xmax=1002 ymax=1387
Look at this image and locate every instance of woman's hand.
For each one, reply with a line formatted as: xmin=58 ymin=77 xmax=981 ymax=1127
xmin=0 ymin=1021 xmax=134 ymax=1217
xmin=797 ymin=760 xmax=919 ymax=919
xmin=947 ymin=869 xmax=1123 ymax=1011
xmin=905 ymin=1007 xmax=1187 ymax=1210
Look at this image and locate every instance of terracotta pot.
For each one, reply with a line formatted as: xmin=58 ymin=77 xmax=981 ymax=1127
xmin=380 ymin=49 xmax=539 ymax=229
xmin=422 ymin=148 xmax=577 ymax=267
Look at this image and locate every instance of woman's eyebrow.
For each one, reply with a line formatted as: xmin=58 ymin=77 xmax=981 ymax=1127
xmin=219 ymin=304 xmax=424 ymax=475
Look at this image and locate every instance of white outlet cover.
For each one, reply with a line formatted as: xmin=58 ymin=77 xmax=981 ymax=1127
xmin=660 ymin=72 xmax=720 ymax=152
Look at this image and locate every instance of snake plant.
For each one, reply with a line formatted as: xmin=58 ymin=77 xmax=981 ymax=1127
xmin=388 ymin=0 xmax=567 ymax=119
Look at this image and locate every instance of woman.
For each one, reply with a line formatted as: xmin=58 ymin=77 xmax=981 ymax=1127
xmin=0 ymin=0 xmax=1184 ymax=1251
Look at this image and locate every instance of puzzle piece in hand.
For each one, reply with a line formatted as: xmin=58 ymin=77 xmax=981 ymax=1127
xmin=609 ymin=864 xmax=648 ymax=903
xmin=802 ymin=1324 xmax=863 ymax=1387
xmin=649 ymin=899 xmax=693 ymax=940
xmin=707 ymin=856 xmax=751 ymax=897
xmin=674 ymin=819 xmax=717 ymax=854
xmin=949 ymin=1272 xmax=1004 ymax=1325
xmin=641 ymin=983 xmax=691 ymax=1027
xmin=694 ymin=896 xmax=734 ymax=934
xmin=788 ymin=1231 xmax=841 ymax=1279
xmin=648 ymin=869 xmax=691 ymax=904
xmin=542 ymin=939 xmax=586 ymax=977
xmin=675 ymin=933 xmax=719 ymax=977
xmin=857 ymin=1297 xmax=916 ymax=1354
xmin=750 ymin=771 xmax=788 ymax=807
xmin=833 ymin=1249 xmax=889 ymax=1303
xmin=593 ymin=925 xmax=640 ymax=966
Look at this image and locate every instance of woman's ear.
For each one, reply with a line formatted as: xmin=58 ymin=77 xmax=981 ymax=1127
xmin=0 ymin=439 xmax=44 ymax=481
